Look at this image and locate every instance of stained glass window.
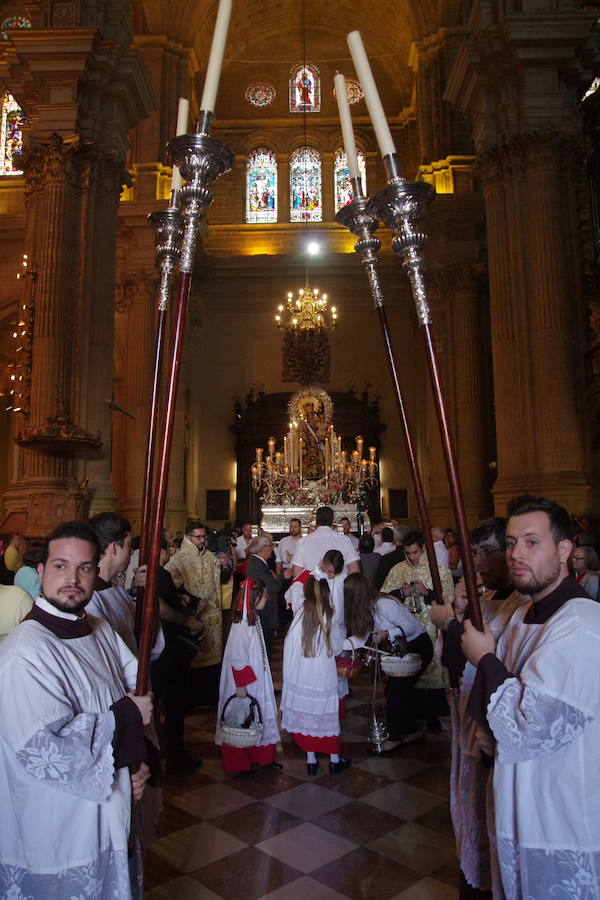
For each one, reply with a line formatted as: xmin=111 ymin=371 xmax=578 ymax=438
xmin=0 ymin=93 xmax=25 ymax=175
xmin=334 ymin=148 xmax=367 ymax=212
xmin=245 ymin=83 xmax=276 ymax=108
xmin=333 ymin=77 xmax=363 ymax=105
xmin=246 ymin=148 xmax=277 ymax=223
xmin=290 ymin=146 xmax=322 ymax=222
xmin=1 ymin=15 xmax=31 ymax=38
xmin=289 ymin=64 xmax=320 ymax=113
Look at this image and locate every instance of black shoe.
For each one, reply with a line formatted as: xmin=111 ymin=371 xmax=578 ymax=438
xmin=306 ymin=761 xmax=320 ymax=775
xmin=267 ymin=760 xmax=283 ymax=770
xmin=329 ymin=758 xmax=351 ymax=774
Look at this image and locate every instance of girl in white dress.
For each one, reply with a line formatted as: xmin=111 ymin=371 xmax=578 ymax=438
xmin=215 ymin=578 xmax=281 ymax=774
xmin=281 ymin=573 xmax=350 ymax=775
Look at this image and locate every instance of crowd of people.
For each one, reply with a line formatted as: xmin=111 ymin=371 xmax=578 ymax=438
xmin=0 ymin=498 xmax=598 ymax=898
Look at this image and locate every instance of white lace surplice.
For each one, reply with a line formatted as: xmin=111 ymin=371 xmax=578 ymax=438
xmin=488 ymin=597 xmax=600 ymax=900
xmin=0 ymin=615 xmax=138 ymax=899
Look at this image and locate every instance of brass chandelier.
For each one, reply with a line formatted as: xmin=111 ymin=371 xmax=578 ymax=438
xmin=275 ymin=284 xmax=337 ymax=332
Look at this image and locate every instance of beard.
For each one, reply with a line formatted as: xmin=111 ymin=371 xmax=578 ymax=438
xmin=43 ymin=590 xmax=90 ymax=615
xmin=511 ymin=557 xmax=562 ymax=597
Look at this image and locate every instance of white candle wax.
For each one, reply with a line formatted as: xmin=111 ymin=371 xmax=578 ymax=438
xmin=334 ymin=73 xmax=360 ymax=180
xmin=200 ymin=0 xmax=233 ymax=114
xmin=170 ymin=97 xmax=189 ymax=196
xmin=347 ymin=30 xmax=397 ymax=159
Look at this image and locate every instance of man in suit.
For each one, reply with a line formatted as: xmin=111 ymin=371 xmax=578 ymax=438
xmin=245 ymin=534 xmax=284 ymax=663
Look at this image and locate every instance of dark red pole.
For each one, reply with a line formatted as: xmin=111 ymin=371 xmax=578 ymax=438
xmin=135 ymin=271 xmax=191 ymax=694
xmin=135 ymin=306 xmax=167 ymax=641
xmin=375 ymin=305 xmax=443 ymax=602
xmin=420 ymin=324 xmax=483 ymax=631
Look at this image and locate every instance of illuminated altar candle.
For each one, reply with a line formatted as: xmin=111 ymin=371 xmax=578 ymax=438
xmin=299 ymin=437 xmax=303 ymax=481
xmin=334 ymin=72 xmax=360 ymax=180
xmin=268 ymin=436 xmax=275 ymax=457
xmin=200 ymin=0 xmax=233 ymax=114
xmin=341 ymin=450 xmax=347 ymax=463
xmin=352 ymin=450 xmax=360 ymax=462
xmin=170 ymin=97 xmax=189 ymax=195
xmin=369 ymin=446 xmax=376 ymax=461
xmin=256 ymin=447 xmax=263 ymax=464
xmin=347 ymin=30 xmax=397 ymax=159
xmin=356 ymin=435 xmax=364 ymax=457
xmin=284 ymin=435 xmax=288 ymax=466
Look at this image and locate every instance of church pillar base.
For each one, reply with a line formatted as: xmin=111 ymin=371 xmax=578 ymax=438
xmin=4 ymin=479 xmax=86 ymax=537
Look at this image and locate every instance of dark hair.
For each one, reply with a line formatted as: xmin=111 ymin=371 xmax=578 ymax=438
xmin=290 ymin=517 xmax=301 ymax=527
xmin=470 ymin=517 xmax=507 ymax=549
xmin=359 ymin=534 xmax=375 ymax=553
xmin=381 ymin=526 xmax=393 ymax=543
xmin=340 ymin=517 xmax=350 ymax=525
xmin=88 ymin=512 xmax=131 ymax=556
xmin=507 ymin=495 xmax=572 ymax=543
xmin=315 ymin=506 xmax=334 ymax=527
xmin=185 ymin=519 xmax=207 ymax=536
xmin=575 ymin=546 xmax=600 ymax=571
xmin=232 ymin=577 xmax=266 ymax=625
xmin=42 ymin=521 xmax=101 ymax=566
xmin=322 ymin=548 xmax=344 ymax=574
xmin=403 ymin=530 xmax=424 ymax=548
xmin=344 ymin=572 xmax=376 ymax=637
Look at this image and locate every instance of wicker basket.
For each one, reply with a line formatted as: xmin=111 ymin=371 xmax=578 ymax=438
xmin=381 ymin=652 xmax=422 ymax=678
xmin=335 ymin=638 xmax=363 ymax=679
xmin=220 ymin=693 xmax=264 ymax=748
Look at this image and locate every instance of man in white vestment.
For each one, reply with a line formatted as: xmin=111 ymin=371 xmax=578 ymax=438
xmin=0 ymin=521 xmax=152 ymax=899
xmin=462 ymin=496 xmax=600 ymax=900
xmin=339 ymin=516 xmax=359 ymax=551
xmin=275 ymin=517 xmax=303 ymax=578
xmin=432 ymin=517 xmax=521 ymax=898
xmin=292 ymin=506 xmax=360 ymax=578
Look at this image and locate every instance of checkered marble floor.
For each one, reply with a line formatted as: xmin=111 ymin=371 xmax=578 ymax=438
xmin=145 ymin=642 xmax=459 ymax=900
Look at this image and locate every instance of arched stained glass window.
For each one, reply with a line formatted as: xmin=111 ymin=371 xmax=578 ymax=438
xmin=1 ymin=15 xmax=31 ymax=38
xmin=334 ymin=148 xmax=367 ymax=212
xmin=0 ymin=93 xmax=25 ymax=175
xmin=246 ymin=148 xmax=277 ymax=223
xmin=289 ymin=64 xmax=320 ymax=113
xmin=290 ymin=146 xmax=321 ymax=222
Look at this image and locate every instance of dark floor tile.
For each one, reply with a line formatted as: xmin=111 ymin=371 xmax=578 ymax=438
xmin=233 ymin=769 xmax=300 ymax=800
xmin=155 ymin=800 xmax=202 ymax=837
xmin=210 ymin=801 xmax=302 ymax=843
xmin=144 ymin=848 xmax=184 ymax=890
xmin=190 ymin=845 xmax=300 ymax=900
xmin=403 ymin=739 xmax=451 ymax=766
xmin=312 ymin=801 xmax=406 ymax=848
xmin=312 ymin=847 xmax=421 ymax=900
xmin=414 ymin=802 xmax=455 ymax=837
xmin=161 ymin=770 xmax=215 ymax=796
xmin=430 ymin=859 xmax=461 ymax=888
xmin=315 ymin=766 xmax=393 ymax=799
xmin=403 ymin=764 xmax=451 ymax=798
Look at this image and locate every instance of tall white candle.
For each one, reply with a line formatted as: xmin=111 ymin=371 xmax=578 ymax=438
xmin=200 ymin=0 xmax=233 ymax=114
xmin=334 ymin=73 xmax=360 ymax=180
xmin=170 ymin=97 xmax=190 ymax=195
xmin=347 ymin=30 xmax=397 ymax=158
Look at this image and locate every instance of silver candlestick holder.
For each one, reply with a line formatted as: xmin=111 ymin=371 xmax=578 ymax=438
xmin=169 ymin=111 xmax=235 ymax=274
xmin=335 ymin=176 xmax=384 ymax=308
xmin=148 ymin=207 xmax=184 ymax=311
xmin=366 ymin=153 xmax=435 ymax=327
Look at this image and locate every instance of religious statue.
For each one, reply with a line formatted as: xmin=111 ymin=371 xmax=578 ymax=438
xmin=298 ymin=398 xmax=329 ymax=480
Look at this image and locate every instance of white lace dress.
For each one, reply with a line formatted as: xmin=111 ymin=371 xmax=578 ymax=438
xmin=281 ymin=607 xmax=339 ymax=739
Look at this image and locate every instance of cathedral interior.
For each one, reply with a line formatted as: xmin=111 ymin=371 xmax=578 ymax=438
xmin=0 ymin=0 xmax=599 ymax=536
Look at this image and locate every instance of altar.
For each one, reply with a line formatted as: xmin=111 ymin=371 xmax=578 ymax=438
xmin=252 ymin=387 xmax=378 ymax=533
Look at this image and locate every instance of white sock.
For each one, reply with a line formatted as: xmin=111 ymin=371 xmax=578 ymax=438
xmin=329 ymin=753 xmax=340 ymax=763
xmin=306 ymin=751 xmax=317 ymax=764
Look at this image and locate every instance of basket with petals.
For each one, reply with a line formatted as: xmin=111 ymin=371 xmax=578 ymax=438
xmin=335 ymin=638 xmax=363 ymax=678
xmin=381 ymin=652 xmax=422 ymax=678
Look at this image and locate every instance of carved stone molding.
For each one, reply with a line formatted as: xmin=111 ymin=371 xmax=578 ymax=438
xmin=26 ymin=489 xmax=86 ymax=534
xmin=477 ymin=129 xmax=585 ymax=189
xmin=21 ymin=133 xmax=96 ymax=193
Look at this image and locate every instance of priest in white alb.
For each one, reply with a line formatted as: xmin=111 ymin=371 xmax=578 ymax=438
xmin=0 ymin=521 xmax=153 ymax=899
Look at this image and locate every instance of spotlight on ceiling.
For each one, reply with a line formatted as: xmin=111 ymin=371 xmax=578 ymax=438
xmin=306 ymin=241 xmax=320 ymax=256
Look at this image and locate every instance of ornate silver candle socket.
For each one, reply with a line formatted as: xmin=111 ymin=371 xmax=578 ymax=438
xmin=169 ymin=111 xmax=235 ymax=274
xmin=335 ymin=176 xmax=384 ymax=308
xmin=148 ymin=207 xmax=184 ymax=311
xmin=366 ymin=153 xmax=435 ymax=328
